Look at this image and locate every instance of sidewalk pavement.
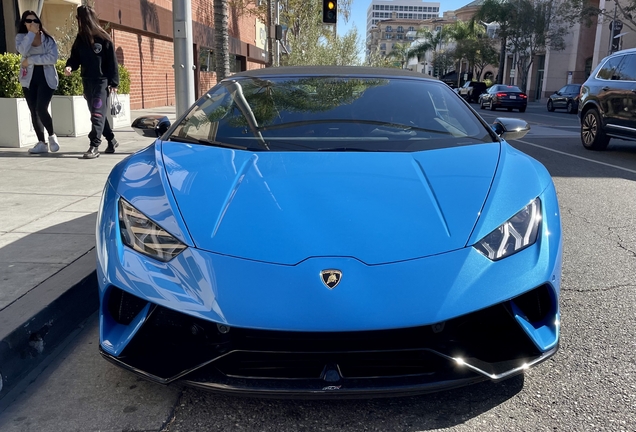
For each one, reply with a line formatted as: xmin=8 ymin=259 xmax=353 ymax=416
xmin=0 ymin=106 xmax=177 ymax=403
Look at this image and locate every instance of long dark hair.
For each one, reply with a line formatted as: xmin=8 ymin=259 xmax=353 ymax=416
xmin=17 ymin=10 xmax=53 ymax=40
xmin=76 ymin=5 xmax=111 ymax=46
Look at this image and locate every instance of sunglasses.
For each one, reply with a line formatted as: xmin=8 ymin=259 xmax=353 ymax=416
xmin=25 ymin=19 xmax=40 ymax=24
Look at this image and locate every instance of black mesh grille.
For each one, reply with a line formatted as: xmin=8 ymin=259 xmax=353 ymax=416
xmin=107 ymin=287 xmax=148 ymax=325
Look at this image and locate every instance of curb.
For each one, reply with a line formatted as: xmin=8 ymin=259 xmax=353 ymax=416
xmin=0 ymin=250 xmax=99 ymax=402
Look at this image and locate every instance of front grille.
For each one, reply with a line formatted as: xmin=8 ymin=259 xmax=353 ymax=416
xmin=214 ymin=349 xmax=450 ymax=380
xmin=114 ymin=285 xmax=555 ymax=386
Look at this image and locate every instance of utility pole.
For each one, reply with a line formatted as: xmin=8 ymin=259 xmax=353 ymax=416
xmin=173 ymin=0 xmax=195 ymax=117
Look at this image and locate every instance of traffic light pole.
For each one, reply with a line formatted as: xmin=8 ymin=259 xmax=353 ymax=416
xmin=173 ymin=0 xmax=195 ymax=117
xmin=608 ymin=3 xmax=617 ymax=55
xmin=275 ymin=0 xmax=280 ymax=67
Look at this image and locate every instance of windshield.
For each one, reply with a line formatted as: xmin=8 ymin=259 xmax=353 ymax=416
xmin=169 ymin=76 xmax=496 ymax=152
xmin=492 ymin=85 xmax=523 ymax=93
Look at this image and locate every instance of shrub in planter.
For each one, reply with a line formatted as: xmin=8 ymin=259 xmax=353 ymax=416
xmin=118 ymin=64 xmax=131 ymax=94
xmin=0 ymin=53 xmax=23 ymax=98
xmin=0 ymin=53 xmax=36 ymax=147
xmin=55 ymin=59 xmax=83 ymax=96
xmin=53 ymin=61 xmax=130 ymax=96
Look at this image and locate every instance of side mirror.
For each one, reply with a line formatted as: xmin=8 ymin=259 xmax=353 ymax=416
xmin=491 ymin=118 xmax=530 ymax=141
xmin=131 ymin=115 xmax=171 ymax=138
xmin=555 ymin=91 xmax=561 ymax=95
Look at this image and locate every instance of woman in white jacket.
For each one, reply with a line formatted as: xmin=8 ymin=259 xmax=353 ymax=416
xmin=16 ymin=10 xmax=60 ymax=154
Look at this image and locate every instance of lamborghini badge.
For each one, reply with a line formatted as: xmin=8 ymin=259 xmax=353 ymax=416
xmin=320 ymin=270 xmax=342 ymax=289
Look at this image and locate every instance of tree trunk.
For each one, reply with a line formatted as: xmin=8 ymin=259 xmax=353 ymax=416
xmin=497 ymin=36 xmax=506 ymax=84
xmin=214 ymin=0 xmax=230 ymax=81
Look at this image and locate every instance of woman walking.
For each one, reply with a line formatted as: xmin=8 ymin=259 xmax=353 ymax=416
xmin=16 ymin=10 xmax=60 ymax=154
xmin=65 ymin=5 xmax=119 ymax=159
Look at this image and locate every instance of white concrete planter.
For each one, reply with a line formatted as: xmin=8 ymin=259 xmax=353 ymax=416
xmin=51 ymin=93 xmax=132 ymax=137
xmin=0 ymin=97 xmax=43 ymax=148
xmin=51 ymin=95 xmax=91 ymax=137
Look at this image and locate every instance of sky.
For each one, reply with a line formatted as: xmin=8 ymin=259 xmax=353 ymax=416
xmin=337 ymin=0 xmax=472 ymax=38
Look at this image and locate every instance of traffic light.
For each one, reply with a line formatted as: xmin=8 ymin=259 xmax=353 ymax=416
xmin=323 ymin=0 xmax=337 ymax=24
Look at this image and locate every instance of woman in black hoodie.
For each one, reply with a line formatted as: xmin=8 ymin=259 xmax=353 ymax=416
xmin=64 ymin=5 xmax=119 ymax=159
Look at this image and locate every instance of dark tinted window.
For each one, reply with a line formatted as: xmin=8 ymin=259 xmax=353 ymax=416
xmin=169 ymin=76 xmax=495 ymax=152
xmin=615 ymin=54 xmax=636 ymax=81
xmin=558 ymin=85 xmax=568 ymax=93
xmin=493 ymin=85 xmax=522 ymax=93
xmin=597 ymin=56 xmax=623 ymax=80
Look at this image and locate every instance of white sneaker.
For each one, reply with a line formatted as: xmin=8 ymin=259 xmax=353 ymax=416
xmin=28 ymin=141 xmax=49 ymax=154
xmin=48 ymin=134 xmax=60 ymax=152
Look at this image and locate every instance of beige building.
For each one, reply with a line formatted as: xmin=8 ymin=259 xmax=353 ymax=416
xmin=366 ymin=0 xmax=635 ymax=101
xmin=449 ymin=0 xmax=635 ymax=101
xmin=367 ymin=14 xmax=456 ymax=69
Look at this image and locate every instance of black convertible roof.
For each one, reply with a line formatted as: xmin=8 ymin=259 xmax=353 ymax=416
xmin=227 ymin=66 xmax=440 ymax=81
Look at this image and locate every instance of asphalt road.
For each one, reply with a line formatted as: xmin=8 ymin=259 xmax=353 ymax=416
xmin=1 ymin=102 xmax=635 ymax=432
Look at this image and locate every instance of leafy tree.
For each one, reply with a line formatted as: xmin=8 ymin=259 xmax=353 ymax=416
xmin=366 ymin=50 xmax=401 ymax=68
xmin=562 ymin=0 xmax=636 ymax=33
xmin=409 ymin=28 xmax=448 ymax=76
xmin=387 ymin=43 xmax=413 ymax=69
xmin=474 ymin=0 xmax=571 ymax=91
xmin=432 ymin=48 xmax=456 ymax=78
xmin=447 ymin=20 xmax=482 ymax=85
xmin=507 ymin=0 xmax=569 ymax=93
xmin=471 ymin=38 xmax=499 ymax=81
xmin=472 ymin=0 xmax=516 ymax=84
xmin=284 ymin=25 xmax=362 ymax=66
xmin=229 ymin=0 xmax=357 ymax=67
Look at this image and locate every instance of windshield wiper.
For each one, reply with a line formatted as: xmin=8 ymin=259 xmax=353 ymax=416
xmin=166 ymin=135 xmax=256 ymax=151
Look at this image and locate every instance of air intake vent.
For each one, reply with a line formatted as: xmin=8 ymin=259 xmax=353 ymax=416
xmin=107 ymin=287 xmax=148 ymax=325
xmin=512 ymin=285 xmax=553 ymax=323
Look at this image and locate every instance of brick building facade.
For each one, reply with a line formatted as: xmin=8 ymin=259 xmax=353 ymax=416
xmin=2 ymin=0 xmax=269 ymax=110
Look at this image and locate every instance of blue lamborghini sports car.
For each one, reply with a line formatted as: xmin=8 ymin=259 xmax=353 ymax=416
xmin=97 ymin=67 xmax=562 ymax=398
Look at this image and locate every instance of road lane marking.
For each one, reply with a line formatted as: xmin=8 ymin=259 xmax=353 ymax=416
xmin=515 ymin=139 xmax=636 ymax=175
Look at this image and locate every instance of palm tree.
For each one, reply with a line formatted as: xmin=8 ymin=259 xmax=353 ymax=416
xmin=446 ymin=20 xmax=481 ymax=85
xmin=214 ymin=0 xmax=230 ymax=81
xmin=387 ymin=43 xmax=413 ymax=69
xmin=409 ymin=28 xmax=447 ymax=77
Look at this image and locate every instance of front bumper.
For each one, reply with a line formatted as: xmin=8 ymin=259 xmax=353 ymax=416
xmin=100 ymin=283 xmax=559 ymax=398
xmin=493 ymin=99 xmax=527 ymax=109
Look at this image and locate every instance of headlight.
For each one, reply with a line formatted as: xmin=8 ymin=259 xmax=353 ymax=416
xmin=474 ymin=198 xmax=541 ymax=261
xmin=118 ymin=198 xmax=186 ymax=262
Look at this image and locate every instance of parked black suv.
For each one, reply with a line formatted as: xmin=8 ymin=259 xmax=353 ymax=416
xmin=578 ymin=48 xmax=636 ymax=150
xmin=547 ymin=84 xmax=582 ymax=114
xmin=458 ymin=81 xmax=487 ymax=103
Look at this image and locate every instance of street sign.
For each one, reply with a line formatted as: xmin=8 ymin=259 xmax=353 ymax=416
xmin=510 ymin=69 xmax=516 ymax=78
xmin=609 ymin=20 xmax=623 ymax=32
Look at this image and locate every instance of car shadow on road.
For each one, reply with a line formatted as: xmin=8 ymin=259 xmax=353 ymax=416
xmin=169 ymin=376 xmax=524 ymax=430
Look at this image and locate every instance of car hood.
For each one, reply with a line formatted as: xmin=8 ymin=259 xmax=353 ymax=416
xmin=161 ymin=141 xmax=500 ymax=265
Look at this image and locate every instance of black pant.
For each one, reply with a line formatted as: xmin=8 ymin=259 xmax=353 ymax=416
xmin=23 ymin=66 xmax=55 ymax=142
xmin=83 ymin=78 xmax=115 ymax=147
